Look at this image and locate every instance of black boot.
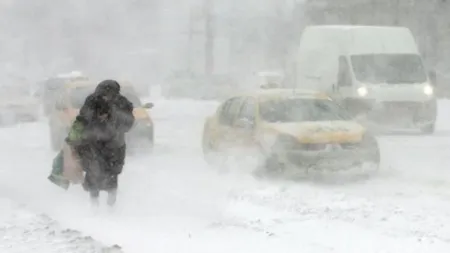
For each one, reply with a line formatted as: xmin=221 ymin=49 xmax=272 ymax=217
xmin=90 ymin=190 xmax=100 ymax=206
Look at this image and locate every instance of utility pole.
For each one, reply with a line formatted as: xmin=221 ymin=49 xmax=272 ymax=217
xmin=204 ymin=0 xmax=214 ymax=80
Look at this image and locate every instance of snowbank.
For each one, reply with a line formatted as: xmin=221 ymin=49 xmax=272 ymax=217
xmin=0 ymin=198 xmax=122 ymax=253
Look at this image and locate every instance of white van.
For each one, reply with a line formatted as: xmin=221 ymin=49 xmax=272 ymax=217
xmin=295 ymin=25 xmax=437 ymax=133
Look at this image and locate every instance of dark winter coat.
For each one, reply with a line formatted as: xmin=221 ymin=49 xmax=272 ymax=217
xmin=67 ymin=80 xmax=135 ymax=192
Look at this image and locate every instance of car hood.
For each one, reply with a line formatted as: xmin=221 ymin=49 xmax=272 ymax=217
xmin=263 ymin=121 xmax=366 ymax=143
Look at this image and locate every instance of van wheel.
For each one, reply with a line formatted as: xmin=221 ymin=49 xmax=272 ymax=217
xmin=421 ymin=123 xmax=435 ymax=134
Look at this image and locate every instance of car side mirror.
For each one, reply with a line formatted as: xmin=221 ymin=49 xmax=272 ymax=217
xmin=429 ymin=70 xmax=437 ymax=87
xmin=143 ymin=102 xmax=154 ymax=109
xmin=235 ymin=117 xmax=255 ymax=129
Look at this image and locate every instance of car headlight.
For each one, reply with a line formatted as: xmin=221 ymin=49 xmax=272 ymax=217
xmin=357 ymin=87 xmax=368 ymax=97
xmin=423 ymin=85 xmax=433 ymax=96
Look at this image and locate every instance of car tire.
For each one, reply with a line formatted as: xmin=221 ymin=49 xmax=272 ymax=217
xmin=421 ymin=123 xmax=435 ymax=134
xmin=253 ymin=146 xmax=285 ymax=179
xmin=202 ymin=130 xmax=229 ymax=173
xmin=357 ymin=134 xmax=381 ymax=175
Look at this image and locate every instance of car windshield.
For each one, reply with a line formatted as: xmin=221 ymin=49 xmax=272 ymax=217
xmin=259 ymin=98 xmax=350 ymax=123
xmin=70 ymin=87 xmax=94 ymax=108
xmin=351 ymin=54 xmax=427 ymax=84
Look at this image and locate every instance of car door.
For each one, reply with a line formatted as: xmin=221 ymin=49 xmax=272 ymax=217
xmin=214 ymin=96 xmax=244 ymax=150
xmin=333 ymin=56 xmax=352 ymax=102
xmin=230 ymin=97 xmax=258 ymax=148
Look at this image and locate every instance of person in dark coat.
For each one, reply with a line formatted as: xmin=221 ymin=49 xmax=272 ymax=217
xmin=66 ymin=80 xmax=135 ymax=206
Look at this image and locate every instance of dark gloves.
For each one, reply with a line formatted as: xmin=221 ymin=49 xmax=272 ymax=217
xmin=110 ymin=163 xmax=124 ymax=175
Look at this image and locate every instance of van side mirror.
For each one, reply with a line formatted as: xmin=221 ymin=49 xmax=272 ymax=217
xmin=429 ymin=70 xmax=437 ymax=87
xmin=143 ymin=102 xmax=154 ymax=109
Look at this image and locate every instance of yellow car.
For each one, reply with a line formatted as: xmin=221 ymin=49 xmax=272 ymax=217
xmin=202 ymin=88 xmax=380 ymax=174
xmin=48 ymin=80 xmax=154 ymax=152
xmin=38 ymin=71 xmax=90 ymax=115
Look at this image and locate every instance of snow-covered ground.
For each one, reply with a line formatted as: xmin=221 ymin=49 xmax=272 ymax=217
xmin=0 ymin=198 xmax=122 ymax=253
xmin=1 ymin=98 xmax=450 ymax=252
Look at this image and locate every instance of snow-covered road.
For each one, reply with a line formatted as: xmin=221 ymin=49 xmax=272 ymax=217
xmin=1 ymin=98 xmax=450 ymax=252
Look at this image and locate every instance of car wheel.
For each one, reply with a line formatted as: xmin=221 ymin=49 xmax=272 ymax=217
xmin=359 ymin=144 xmax=381 ymax=177
xmin=421 ymin=123 xmax=435 ymax=134
xmin=253 ymin=150 xmax=285 ymax=179
xmin=202 ymin=135 xmax=228 ymax=171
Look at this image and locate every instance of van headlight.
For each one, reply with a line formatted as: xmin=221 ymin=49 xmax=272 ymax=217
xmin=423 ymin=85 xmax=433 ymax=96
xmin=357 ymin=87 xmax=368 ymax=97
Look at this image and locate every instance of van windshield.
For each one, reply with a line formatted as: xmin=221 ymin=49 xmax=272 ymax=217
xmin=259 ymin=98 xmax=351 ymax=123
xmin=351 ymin=54 xmax=427 ymax=84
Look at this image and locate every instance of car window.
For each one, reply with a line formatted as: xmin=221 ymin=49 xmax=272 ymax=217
xmin=259 ymin=98 xmax=351 ymax=122
xmin=218 ymin=97 xmax=243 ymax=126
xmin=218 ymin=99 xmax=233 ymax=125
xmin=237 ymin=97 xmax=257 ymax=121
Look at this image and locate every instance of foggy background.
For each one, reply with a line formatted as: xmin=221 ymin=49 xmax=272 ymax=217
xmin=1 ymin=0 xmax=449 ymax=96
